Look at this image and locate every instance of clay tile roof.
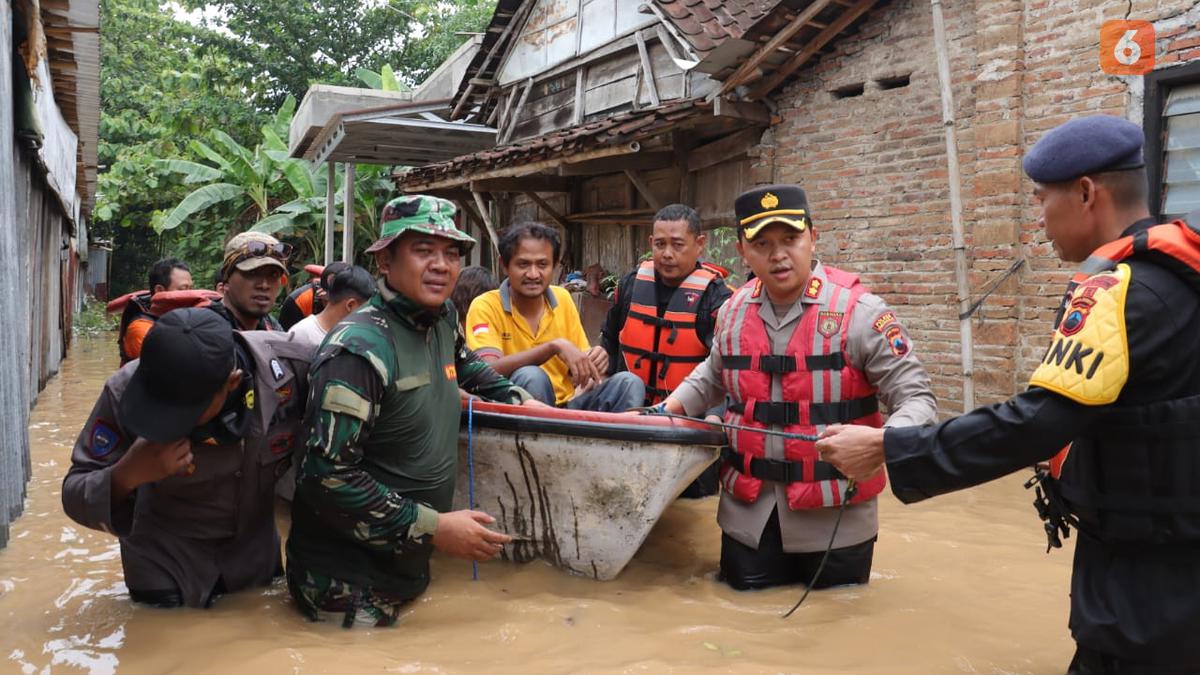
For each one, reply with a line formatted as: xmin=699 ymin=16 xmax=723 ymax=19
xmin=651 ymin=0 xmax=784 ymax=57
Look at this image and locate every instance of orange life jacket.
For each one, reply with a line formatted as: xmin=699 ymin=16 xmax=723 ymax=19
xmin=618 ymin=261 xmax=719 ymax=404
xmin=717 ymin=268 xmax=886 ymax=509
xmin=1048 ymin=219 xmax=1197 ymax=477
xmin=115 ymin=290 xmax=222 ymax=364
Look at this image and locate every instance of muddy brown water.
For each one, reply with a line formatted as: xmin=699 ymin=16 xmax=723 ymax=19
xmin=1 ymin=336 xmax=1075 ymax=673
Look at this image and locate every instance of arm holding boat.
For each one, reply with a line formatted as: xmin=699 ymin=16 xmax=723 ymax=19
xmin=665 ymin=349 xmax=727 ymax=417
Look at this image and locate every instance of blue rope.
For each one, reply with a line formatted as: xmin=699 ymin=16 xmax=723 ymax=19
xmin=467 ymin=396 xmax=478 ymax=581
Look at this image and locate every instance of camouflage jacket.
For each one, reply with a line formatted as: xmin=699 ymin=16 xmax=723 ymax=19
xmin=286 ymin=279 xmax=525 ymax=596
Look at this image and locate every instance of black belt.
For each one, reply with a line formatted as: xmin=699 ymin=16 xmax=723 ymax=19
xmin=620 ymin=343 xmax=706 ymax=373
xmin=729 ymin=396 xmax=878 ymax=426
xmin=627 ymin=311 xmax=695 ymax=345
xmin=722 ymin=447 xmax=847 ymax=483
xmin=723 ymin=353 xmax=846 ymax=372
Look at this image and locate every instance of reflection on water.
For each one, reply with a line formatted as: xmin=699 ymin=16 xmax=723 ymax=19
xmin=0 ymin=336 xmax=1075 ymax=673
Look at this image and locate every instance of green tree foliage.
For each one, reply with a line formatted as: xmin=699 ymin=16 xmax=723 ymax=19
xmin=179 ymin=0 xmax=495 ymax=104
xmin=96 ymin=0 xmax=494 ymax=295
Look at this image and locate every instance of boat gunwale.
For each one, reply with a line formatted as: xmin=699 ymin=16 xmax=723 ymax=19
xmin=459 ymin=402 xmax=727 ymax=446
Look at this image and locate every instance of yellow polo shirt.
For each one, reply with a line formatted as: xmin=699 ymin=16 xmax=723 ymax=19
xmin=465 ymin=281 xmax=589 ymax=405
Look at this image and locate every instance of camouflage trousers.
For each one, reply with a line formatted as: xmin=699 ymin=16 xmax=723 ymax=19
xmin=286 ymin=565 xmax=409 ymax=628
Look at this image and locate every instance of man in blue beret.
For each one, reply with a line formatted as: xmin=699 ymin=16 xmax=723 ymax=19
xmin=817 ymin=116 xmax=1200 ymax=673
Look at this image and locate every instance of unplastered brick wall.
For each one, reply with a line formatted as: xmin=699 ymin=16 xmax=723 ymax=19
xmin=762 ymin=0 xmax=1200 ymax=417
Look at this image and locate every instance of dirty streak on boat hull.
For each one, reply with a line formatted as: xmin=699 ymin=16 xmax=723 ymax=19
xmin=455 ymin=406 xmax=722 ymax=580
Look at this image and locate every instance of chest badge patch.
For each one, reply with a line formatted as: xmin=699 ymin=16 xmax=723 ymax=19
xmin=444 ymin=364 xmax=458 ymax=380
xmin=276 ymin=385 xmax=293 ymax=406
xmin=270 ymin=359 xmax=285 ymax=381
xmin=684 ymin=292 xmax=699 ymax=307
xmin=817 ymin=311 xmax=844 ymax=338
xmin=88 ymin=420 xmax=121 ymax=460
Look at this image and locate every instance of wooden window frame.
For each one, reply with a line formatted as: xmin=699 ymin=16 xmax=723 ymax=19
xmin=1144 ymin=61 xmax=1200 ymax=221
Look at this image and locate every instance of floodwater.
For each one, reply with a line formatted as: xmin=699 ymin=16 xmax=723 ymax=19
xmin=1 ymin=335 xmax=1075 ymax=674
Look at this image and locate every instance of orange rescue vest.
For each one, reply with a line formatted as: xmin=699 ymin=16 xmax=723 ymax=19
xmin=618 ymin=261 xmax=719 ymax=404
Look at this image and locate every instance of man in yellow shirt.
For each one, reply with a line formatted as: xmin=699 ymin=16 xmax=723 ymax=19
xmin=466 ymin=223 xmax=644 ymax=411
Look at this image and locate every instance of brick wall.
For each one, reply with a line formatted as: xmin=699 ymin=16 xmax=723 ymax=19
xmin=763 ymin=0 xmax=1200 ymax=416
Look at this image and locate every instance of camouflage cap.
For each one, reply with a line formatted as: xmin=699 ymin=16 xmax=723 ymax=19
xmin=365 ymin=195 xmax=476 ymax=253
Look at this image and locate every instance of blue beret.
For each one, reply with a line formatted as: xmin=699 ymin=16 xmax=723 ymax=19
xmin=1022 ymin=115 xmax=1145 ymax=183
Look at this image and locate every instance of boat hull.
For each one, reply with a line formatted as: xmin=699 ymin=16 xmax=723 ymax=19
xmin=455 ymin=402 xmax=724 ymax=580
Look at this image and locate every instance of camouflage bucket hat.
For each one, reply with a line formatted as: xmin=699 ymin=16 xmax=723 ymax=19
xmin=365 ymin=195 xmax=476 ymax=253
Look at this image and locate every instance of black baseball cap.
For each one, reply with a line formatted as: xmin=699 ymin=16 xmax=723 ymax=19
xmin=319 ymin=261 xmax=351 ymax=292
xmin=735 ymin=184 xmax=812 ymax=240
xmin=120 ymin=308 xmax=236 ymax=442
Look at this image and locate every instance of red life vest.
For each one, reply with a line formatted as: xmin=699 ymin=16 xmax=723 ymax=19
xmin=115 ymin=290 xmax=223 ymax=364
xmin=1048 ymin=219 xmax=1199 ymax=478
xmin=717 ymin=267 xmax=886 ymax=509
xmin=618 ymin=261 xmax=719 ymax=404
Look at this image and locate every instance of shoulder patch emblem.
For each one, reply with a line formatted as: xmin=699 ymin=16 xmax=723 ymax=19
xmin=472 ymin=323 xmax=489 ymax=336
xmin=804 ymin=277 xmax=823 ymax=299
xmin=817 ymin=311 xmax=844 ymax=338
xmin=444 ymin=364 xmax=458 ymax=380
xmin=270 ymin=359 xmax=285 ymax=381
xmin=684 ymin=292 xmax=699 ymax=307
xmin=872 ymin=311 xmax=897 ymax=333
xmin=88 ymin=420 xmax=121 ymax=459
xmin=885 ymin=325 xmax=910 ymax=357
xmin=1059 ymin=296 xmax=1095 ymax=336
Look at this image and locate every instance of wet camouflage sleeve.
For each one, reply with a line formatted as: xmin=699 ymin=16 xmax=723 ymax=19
xmin=295 ymin=352 xmax=438 ymax=551
xmin=455 ymin=332 xmax=529 ymax=404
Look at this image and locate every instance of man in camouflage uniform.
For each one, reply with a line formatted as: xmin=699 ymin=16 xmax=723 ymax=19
xmin=286 ymin=195 xmax=534 ymax=627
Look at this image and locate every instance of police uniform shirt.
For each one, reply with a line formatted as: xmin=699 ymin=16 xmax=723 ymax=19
xmin=672 ymin=262 xmax=937 ymax=551
xmin=61 ymin=331 xmax=312 ymax=608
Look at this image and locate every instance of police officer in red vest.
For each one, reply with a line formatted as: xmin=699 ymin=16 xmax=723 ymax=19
xmin=817 ymin=116 xmax=1200 ymax=674
xmin=658 ymin=185 xmax=936 ymax=589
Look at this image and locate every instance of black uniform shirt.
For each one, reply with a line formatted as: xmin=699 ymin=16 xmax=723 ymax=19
xmin=882 ymin=218 xmax=1200 ymax=665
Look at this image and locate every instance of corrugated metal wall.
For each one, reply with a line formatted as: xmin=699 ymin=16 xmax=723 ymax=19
xmin=0 ymin=0 xmax=31 ymax=550
xmin=0 ymin=0 xmax=77 ymax=548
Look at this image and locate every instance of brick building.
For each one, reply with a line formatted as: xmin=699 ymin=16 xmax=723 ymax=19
xmin=752 ymin=0 xmax=1200 ymax=413
xmin=358 ymin=0 xmax=1199 ymax=417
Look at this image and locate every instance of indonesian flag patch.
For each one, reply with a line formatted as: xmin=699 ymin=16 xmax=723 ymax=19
xmin=472 ymin=323 xmax=489 ymax=337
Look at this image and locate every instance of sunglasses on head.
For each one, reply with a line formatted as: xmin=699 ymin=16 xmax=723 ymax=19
xmin=238 ymin=240 xmax=292 ymax=260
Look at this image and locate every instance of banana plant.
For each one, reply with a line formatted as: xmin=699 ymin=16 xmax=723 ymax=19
xmin=154 ymin=95 xmax=302 ymax=234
